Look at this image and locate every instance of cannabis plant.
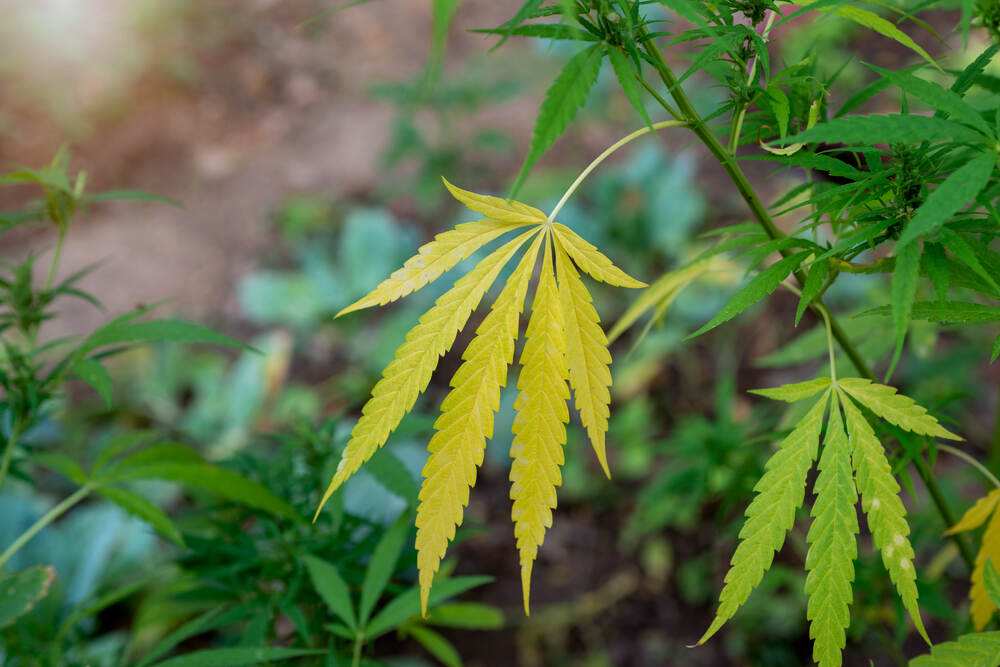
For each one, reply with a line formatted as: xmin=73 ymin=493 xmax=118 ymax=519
xmin=322 ymin=0 xmax=1000 ymax=664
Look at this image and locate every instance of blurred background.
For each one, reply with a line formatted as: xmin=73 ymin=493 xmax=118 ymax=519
xmin=0 ymin=1 xmax=997 ymax=666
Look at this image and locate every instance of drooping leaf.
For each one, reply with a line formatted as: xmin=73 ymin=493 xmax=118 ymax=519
xmin=510 ymin=43 xmax=605 ymax=197
xmin=415 ymin=233 xmax=543 ymax=614
xmin=805 ymin=394 xmax=858 ymax=667
xmin=552 ymin=223 xmax=646 ymax=288
xmin=841 ymin=393 xmax=929 ymax=643
xmin=337 ymin=219 xmax=529 ymax=316
xmin=699 ymin=391 xmax=829 ymax=644
xmin=510 ymin=237 xmax=570 ymax=614
xmin=687 ymin=251 xmax=809 ymax=340
xmin=608 ymin=255 xmax=721 ymax=342
xmin=838 ymin=377 xmax=962 ymax=441
xmin=316 ymin=230 xmax=538 ymax=516
xmin=554 ymin=240 xmax=613 ymax=477
xmin=810 ymin=3 xmax=937 ymax=69
xmin=749 ymin=377 xmax=831 ymax=403
xmin=896 ymin=152 xmax=996 ymax=248
xmin=908 ymin=630 xmax=1000 ymax=667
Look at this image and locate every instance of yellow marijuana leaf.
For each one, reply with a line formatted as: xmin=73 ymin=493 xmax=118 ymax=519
xmin=554 ymin=237 xmax=614 ymax=477
xmin=315 ymin=229 xmax=537 ymax=517
xmin=948 ymin=488 xmax=1000 ymax=630
xmin=510 ymin=235 xmax=570 ymax=615
xmin=442 ymin=177 xmax=547 ymax=225
xmin=337 ymin=219 xmax=530 ymax=316
xmin=552 ymin=223 xmax=646 ymax=288
xmin=317 ymin=177 xmax=643 ymax=615
xmin=415 ymin=232 xmax=544 ymax=614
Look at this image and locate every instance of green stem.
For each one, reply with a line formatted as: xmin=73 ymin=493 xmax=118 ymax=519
xmin=0 ymin=419 xmax=23 ymax=494
xmin=44 ymin=228 xmax=66 ymax=293
xmin=912 ymin=454 xmax=975 ymax=571
xmin=351 ymin=633 xmax=363 ymax=667
xmin=635 ymin=27 xmax=975 ymax=573
xmin=0 ymin=485 xmax=91 ymax=571
xmin=637 ymin=27 xmax=874 ymax=380
xmin=548 ymin=120 xmax=687 ymax=223
xmin=938 ymin=444 xmax=1000 ymax=489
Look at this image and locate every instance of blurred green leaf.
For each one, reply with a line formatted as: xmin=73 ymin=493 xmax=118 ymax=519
xmin=360 ymin=513 xmax=411 ymax=625
xmin=0 ymin=566 xmax=55 ymax=628
xmin=304 ymin=554 xmax=358 ymax=631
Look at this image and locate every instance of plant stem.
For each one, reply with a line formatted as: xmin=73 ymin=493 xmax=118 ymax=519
xmin=548 ymin=120 xmax=687 ymax=223
xmin=351 ymin=633 xmax=363 ymax=667
xmin=911 ymin=454 xmax=975 ymax=571
xmin=0 ymin=485 xmax=91 ymax=571
xmin=0 ymin=419 xmax=23 ymax=494
xmin=44 ymin=228 xmax=66 ymax=293
xmin=635 ymin=27 xmax=975 ymax=573
xmin=938 ymin=443 xmax=1000 ymax=489
xmin=636 ymin=26 xmax=874 ymax=380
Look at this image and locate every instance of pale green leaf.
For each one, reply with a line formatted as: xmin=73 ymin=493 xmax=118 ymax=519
xmin=909 ymin=631 xmax=1000 ymax=666
xmin=699 ymin=391 xmax=829 ymax=644
xmin=838 ymin=377 xmax=962 ymax=440
xmin=805 ymin=394 xmax=858 ymax=667
xmin=749 ymin=377 xmax=831 ymax=403
xmin=841 ymin=393 xmax=929 ymax=644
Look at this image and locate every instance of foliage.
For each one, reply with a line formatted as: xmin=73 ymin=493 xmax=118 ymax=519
xmin=318 ymin=178 xmax=645 ymax=614
xmin=324 ymin=0 xmax=1000 ymax=662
